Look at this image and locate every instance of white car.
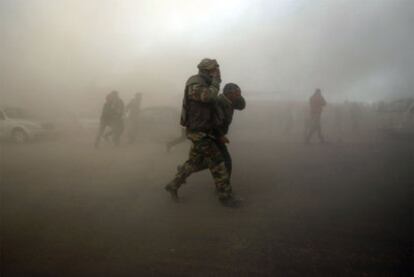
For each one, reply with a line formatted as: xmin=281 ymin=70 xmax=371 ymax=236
xmin=0 ymin=107 xmax=57 ymax=143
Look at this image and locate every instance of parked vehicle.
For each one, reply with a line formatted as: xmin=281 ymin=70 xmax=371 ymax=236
xmin=0 ymin=107 xmax=58 ymax=143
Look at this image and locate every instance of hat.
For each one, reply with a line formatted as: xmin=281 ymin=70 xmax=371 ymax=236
xmin=223 ymin=83 xmax=241 ymax=95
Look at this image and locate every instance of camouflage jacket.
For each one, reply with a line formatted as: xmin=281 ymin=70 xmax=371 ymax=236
xmin=180 ymin=73 xmax=221 ymax=133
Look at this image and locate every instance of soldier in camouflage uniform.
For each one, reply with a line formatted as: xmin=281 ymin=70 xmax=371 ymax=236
xmin=171 ymin=83 xmax=245 ymax=180
xmin=165 ymin=59 xmax=241 ymax=207
xmin=126 ymin=93 xmax=142 ymax=144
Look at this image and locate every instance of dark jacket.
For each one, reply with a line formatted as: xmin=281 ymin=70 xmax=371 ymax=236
xmin=310 ymin=93 xmax=326 ymax=115
xmin=100 ymin=97 xmax=124 ymax=124
xmin=214 ymin=94 xmax=246 ymax=137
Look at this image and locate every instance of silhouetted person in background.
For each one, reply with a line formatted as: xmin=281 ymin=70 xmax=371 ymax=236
xmin=305 ymin=88 xmax=326 ymax=144
xmin=110 ymin=91 xmax=125 ymax=146
xmin=126 ymin=93 xmax=142 ymax=143
xmin=95 ymin=92 xmax=114 ymax=148
xmin=94 ymin=90 xmax=124 ymax=148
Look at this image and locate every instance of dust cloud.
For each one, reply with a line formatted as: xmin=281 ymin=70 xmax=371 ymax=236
xmin=1 ymin=0 xmax=413 ymax=112
xmin=1 ymin=1 xmax=413 ymax=276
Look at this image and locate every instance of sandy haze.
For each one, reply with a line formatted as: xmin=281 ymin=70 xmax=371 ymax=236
xmin=0 ymin=1 xmax=413 ymax=276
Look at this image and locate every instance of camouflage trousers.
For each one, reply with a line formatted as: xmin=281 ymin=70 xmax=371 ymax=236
xmin=170 ymin=131 xmax=232 ymax=199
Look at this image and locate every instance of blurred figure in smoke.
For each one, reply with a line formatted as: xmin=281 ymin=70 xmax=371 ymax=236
xmin=164 ymin=58 xmax=240 ymax=207
xmin=95 ymin=92 xmax=114 ymax=148
xmin=126 ymin=93 xmax=142 ymax=144
xmin=110 ymin=91 xmax=125 ymax=146
xmin=106 ymin=91 xmax=124 ymax=146
xmin=305 ymin=88 xmax=327 ymax=144
xmin=94 ymin=90 xmax=124 ymax=148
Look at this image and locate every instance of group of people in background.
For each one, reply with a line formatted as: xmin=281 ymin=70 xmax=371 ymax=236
xmin=94 ymin=91 xmax=142 ymax=148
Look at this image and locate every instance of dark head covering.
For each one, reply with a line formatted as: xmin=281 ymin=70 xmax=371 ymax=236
xmin=223 ymin=83 xmax=241 ymax=95
xmin=223 ymin=83 xmax=245 ymax=110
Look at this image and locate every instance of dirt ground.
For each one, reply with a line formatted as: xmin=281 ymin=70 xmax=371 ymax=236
xmin=1 ymin=132 xmax=413 ymax=276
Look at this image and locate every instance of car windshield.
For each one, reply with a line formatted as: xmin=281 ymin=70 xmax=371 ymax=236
xmin=4 ymin=108 xmax=32 ymax=119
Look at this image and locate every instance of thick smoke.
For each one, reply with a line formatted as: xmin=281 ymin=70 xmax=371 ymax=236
xmin=0 ymin=0 xmax=412 ymax=113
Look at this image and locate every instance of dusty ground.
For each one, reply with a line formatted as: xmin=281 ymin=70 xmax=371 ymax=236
xmin=1 ymin=132 xmax=413 ymax=276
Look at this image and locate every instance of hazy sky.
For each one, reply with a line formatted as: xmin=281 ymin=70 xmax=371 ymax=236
xmin=0 ymin=0 xmax=413 ymax=109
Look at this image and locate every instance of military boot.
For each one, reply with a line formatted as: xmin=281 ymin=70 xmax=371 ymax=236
xmin=218 ymin=193 xmax=242 ymax=208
